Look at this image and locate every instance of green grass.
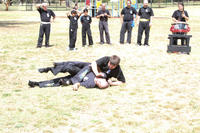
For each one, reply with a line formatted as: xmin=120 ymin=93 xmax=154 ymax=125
xmin=0 ymin=6 xmax=200 ymax=133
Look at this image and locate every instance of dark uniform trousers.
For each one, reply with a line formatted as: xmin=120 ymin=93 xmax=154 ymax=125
xmin=99 ymin=21 xmax=110 ymax=43
xmin=38 ymin=75 xmax=71 ymax=88
xmin=82 ymin=27 xmax=93 ymax=46
xmin=69 ymin=28 xmax=77 ymax=48
xmin=38 ymin=66 xmax=91 ymax=88
xmin=37 ymin=23 xmax=51 ymax=47
xmin=137 ymin=21 xmax=150 ymax=45
xmin=120 ymin=21 xmax=133 ymax=44
xmin=42 ymin=61 xmax=90 ymax=76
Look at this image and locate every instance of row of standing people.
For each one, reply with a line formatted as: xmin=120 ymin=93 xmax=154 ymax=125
xmin=36 ymin=1 xmax=188 ymax=49
xmin=35 ymin=0 xmax=153 ymax=50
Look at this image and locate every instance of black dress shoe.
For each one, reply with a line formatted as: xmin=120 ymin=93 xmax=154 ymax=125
xmin=37 ymin=46 xmax=42 ymax=48
xmin=137 ymin=43 xmax=142 ymax=46
xmin=38 ymin=68 xmax=50 ymax=73
xmin=28 ymin=80 xmax=38 ymax=87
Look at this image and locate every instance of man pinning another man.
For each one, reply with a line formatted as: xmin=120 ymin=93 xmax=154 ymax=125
xmin=91 ymin=55 xmax=125 ymax=86
xmin=36 ymin=3 xmax=56 ymax=48
xmin=136 ymin=0 xmax=154 ymax=46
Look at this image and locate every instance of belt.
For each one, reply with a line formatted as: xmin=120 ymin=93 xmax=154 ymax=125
xmin=140 ymin=19 xmax=150 ymax=22
xmin=41 ymin=21 xmax=51 ymax=24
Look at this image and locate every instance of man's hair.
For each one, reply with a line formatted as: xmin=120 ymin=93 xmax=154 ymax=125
xmin=71 ymin=10 xmax=77 ymax=15
xmin=110 ymin=55 xmax=120 ymax=66
xmin=83 ymin=8 xmax=88 ymax=13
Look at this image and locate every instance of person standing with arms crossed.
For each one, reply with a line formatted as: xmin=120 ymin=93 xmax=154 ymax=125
xmin=96 ymin=4 xmax=111 ymax=45
xmin=120 ymin=1 xmax=137 ymax=44
xmin=136 ymin=0 xmax=154 ymax=46
xmin=36 ymin=3 xmax=55 ymax=48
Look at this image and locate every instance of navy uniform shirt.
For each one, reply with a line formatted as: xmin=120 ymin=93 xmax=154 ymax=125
xmin=80 ymin=72 xmax=96 ymax=88
xmin=37 ymin=8 xmax=55 ymax=22
xmin=96 ymin=56 xmax=126 ymax=82
xmin=172 ymin=10 xmax=189 ymax=22
xmin=97 ymin=9 xmax=110 ymax=22
xmin=121 ymin=6 xmax=137 ymax=21
xmin=68 ymin=15 xmax=80 ymax=30
xmin=81 ymin=15 xmax=92 ymax=29
xmin=138 ymin=7 xmax=154 ymax=19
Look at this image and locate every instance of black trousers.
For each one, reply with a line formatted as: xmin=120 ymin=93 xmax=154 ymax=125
xmin=99 ymin=21 xmax=110 ymax=44
xmin=82 ymin=27 xmax=93 ymax=46
xmin=38 ymin=66 xmax=91 ymax=88
xmin=37 ymin=23 xmax=51 ymax=47
xmin=42 ymin=61 xmax=90 ymax=76
xmin=120 ymin=21 xmax=133 ymax=44
xmin=69 ymin=28 xmax=77 ymax=49
xmin=137 ymin=21 xmax=150 ymax=45
xmin=38 ymin=75 xmax=72 ymax=88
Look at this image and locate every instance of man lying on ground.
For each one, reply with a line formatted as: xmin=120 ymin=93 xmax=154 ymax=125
xmin=28 ymin=66 xmax=109 ymax=91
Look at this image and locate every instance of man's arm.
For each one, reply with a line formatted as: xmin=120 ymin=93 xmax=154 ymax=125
xmin=149 ymin=16 xmax=153 ymax=27
xmin=78 ymin=11 xmax=83 ymax=17
xmin=96 ymin=11 xmax=104 ymax=18
xmin=182 ymin=11 xmax=189 ymax=21
xmin=91 ymin=61 xmax=100 ymax=76
xmin=120 ymin=14 xmax=124 ymax=24
xmin=66 ymin=12 xmax=71 ymax=19
xmin=36 ymin=4 xmax=41 ymax=9
xmin=137 ymin=16 xmax=140 ymax=26
xmin=105 ymin=10 xmax=111 ymax=18
xmin=172 ymin=17 xmax=178 ymax=22
xmin=97 ymin=14 xmax=104 ymax=18
xmin=108 ymin=79 xmax=124 ymax=86
xmin=72 ymin=83 xmax=80 ymax=91
xmin=51 ymin=11 xmax=56 ymax=22
xmin=91 ymin=61 xmax=105 ymax=77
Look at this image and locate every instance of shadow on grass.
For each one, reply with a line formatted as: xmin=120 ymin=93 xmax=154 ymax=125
xmin=0 ymin=21 xmax=38 ymax=28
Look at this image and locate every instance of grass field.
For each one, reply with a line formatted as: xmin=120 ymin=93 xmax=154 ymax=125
xmin=0 ymin=6 xmax=200 ymax=133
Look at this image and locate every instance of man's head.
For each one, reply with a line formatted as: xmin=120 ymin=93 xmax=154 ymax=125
xmin=108 ymin=55 xmax=120 ymax=70
xmin=83 ymin=8 xmax=88 ymax=15
xmin=71 ymin=10 xmax=77 ymax=16
xmin=94 ymin=77 xmax=109 ymax=89
xmin=101 ymin=4 xmax=106 ymax=11
xmin=42 ymin=3 xmax=48 ymax=10
xmin=178 ymin=2 xmax=184 ymax=11
xmin=143 ymin=0 xmax=148 ymax=8
xmin=127 ymin=1 xmax=131 ymax=8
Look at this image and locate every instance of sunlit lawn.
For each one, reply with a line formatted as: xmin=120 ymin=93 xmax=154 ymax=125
xmin=0 ymin=6 xmax=200 ymax=133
